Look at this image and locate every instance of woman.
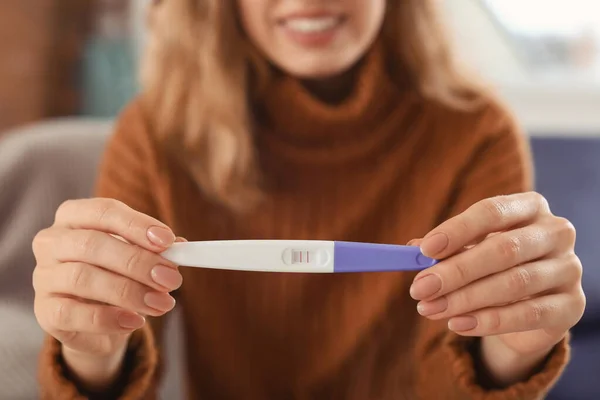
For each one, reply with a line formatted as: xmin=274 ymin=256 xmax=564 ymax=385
xmin=33 ymin=0 xmax=585 ymax=399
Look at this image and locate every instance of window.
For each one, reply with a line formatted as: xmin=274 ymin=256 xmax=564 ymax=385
xmin=482 ymin=0 xmax=600 ymax=85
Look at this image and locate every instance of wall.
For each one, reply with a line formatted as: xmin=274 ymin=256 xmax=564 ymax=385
xmin=0 ymin=0 xmax=92 ymax=132
xmin=443 ymin=0 xmax=525 ymax=83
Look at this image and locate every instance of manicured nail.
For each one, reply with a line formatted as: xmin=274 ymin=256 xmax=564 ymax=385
xmin=151 ymin=265 xmax=183 ymax=291
xmin=144 ymin=292 xmax=176 ymax=312
xmin=420 ymin=233 xmax=449 ymax=257
xmin=417 ymin=297 xmax=448 ymax=316
xmin=410 ymin=274 xmax=442 ymax=300
xmin=147 ymin=226 xmax=175 ymax=247
xmin=118 ymin=313 xmax=145 ymax=330
xmin=448 ymin=316 xmax=478 ymax=331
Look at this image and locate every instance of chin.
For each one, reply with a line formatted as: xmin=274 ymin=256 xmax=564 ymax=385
xmin=275 ymin=55 xmax=359 ymax=80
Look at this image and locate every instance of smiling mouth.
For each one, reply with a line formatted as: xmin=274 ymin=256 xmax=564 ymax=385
xmin=279 ymin=15 xmax=345 ymax=34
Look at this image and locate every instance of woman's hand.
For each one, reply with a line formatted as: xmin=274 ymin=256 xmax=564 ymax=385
xmin=32 ymin=198 xmax=183 ymax=390
xmin=409 ymin=192 xmax=586 ymax=386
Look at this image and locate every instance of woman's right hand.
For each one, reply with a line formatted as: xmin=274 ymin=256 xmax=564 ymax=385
xmin=32 ymin=198 xmax=183 ymax=388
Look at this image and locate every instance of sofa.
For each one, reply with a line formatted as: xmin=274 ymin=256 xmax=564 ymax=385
xmin=534 ymin=137 xmax=600 ymax=400
xmin=0 ymin=120 xmax=598 ymax=399
xmin=0 ymin=120 xmax=185 ymax=399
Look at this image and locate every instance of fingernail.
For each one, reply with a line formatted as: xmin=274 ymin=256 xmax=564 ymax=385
xmin=421 ymin=233 xmax=449 ymax=257
xmin=147 ymin=226 xmax=175 ymax=247
xmin=417 ymin=297 xmax=448 ymax=316
xmin=151 ymin=265 xmax=183 ymax=291
xmin=118 ymin=313 xmax=145 ymax=330
xmin=144 ymin=292 xmax=176 ymax=312
xmin=410 ymin=274 xmax=442 ymax=300
xmin=448 ymin=316 xmax=478 ymax=331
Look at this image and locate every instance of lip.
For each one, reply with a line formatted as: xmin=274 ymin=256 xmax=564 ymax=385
xmin=276 ymin=9 xmax=344 ymax=21
xmin=276 ymin=11 xmax=345 ymax=47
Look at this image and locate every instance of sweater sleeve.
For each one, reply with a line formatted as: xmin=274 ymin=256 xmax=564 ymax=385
xmin=38 ymin=101 xmax=167 ymax=400
xmin=413 ymin=103 xmax=570 ymax=399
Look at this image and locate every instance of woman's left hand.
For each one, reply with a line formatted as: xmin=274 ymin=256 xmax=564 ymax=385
xmin=409 ymin=192 xmax=586 ymax=386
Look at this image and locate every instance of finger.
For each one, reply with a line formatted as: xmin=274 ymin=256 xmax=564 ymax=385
xmin=35 ymin=296 xmax=145 ymax=335
xmin=38 ymin=229 xmax=182 ymax=293
xmin=407 ymin=239 xmax=423 ymax=246
xmin=411 ymin=223 xmax=558 ymax=300
xmin=447 ymin=291 xmax=585 ymax=336
xmin=53 ymin=198 xmax=175 ymax=251
xmin=412 ymin=214 xmax=577 ymax=299
xmin=34 ymin=262 xmax=176 ymax=317
xmin=544 ymin=216 xmax=578 ymax=255
xmin=416 ymin=255 xmax=582 ymax=319
xmin=409 ymin=238 xmax=473 ymax=253
xmin=420 ymin=192 xmax=550 ymax=259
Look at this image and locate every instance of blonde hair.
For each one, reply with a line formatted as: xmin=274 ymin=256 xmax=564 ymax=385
xmin=141 ymin=0 xmax=481 ymax=211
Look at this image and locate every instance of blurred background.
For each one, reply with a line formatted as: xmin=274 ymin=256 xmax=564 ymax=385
xmin=3 ymin=0 xmax=599 ymax=134
xmin=0 ymin=1 xmax=598 ymax=399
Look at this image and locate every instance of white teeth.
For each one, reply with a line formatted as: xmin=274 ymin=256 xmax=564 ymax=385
xmin=284 ymin=17 xmax=339 ymax=33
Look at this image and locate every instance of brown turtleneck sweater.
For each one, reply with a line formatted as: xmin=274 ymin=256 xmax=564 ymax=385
xmin=39 ymin=47 xmax=569 ymax=399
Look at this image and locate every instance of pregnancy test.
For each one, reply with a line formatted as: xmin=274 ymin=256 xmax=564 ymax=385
xmin=161 ymin=240 xmax=438 ymax=273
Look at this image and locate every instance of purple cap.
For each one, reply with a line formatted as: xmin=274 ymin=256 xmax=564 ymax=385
xmin=333 ymin=241 xmax=437 ymax=273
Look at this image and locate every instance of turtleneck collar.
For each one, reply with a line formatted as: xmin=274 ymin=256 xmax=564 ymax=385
xmin=255 ymin=40 xmax=419 ymax=166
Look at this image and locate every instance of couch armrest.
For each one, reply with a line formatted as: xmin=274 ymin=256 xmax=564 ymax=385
xmin=0 ymin=118 xmax=112 ymax=399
